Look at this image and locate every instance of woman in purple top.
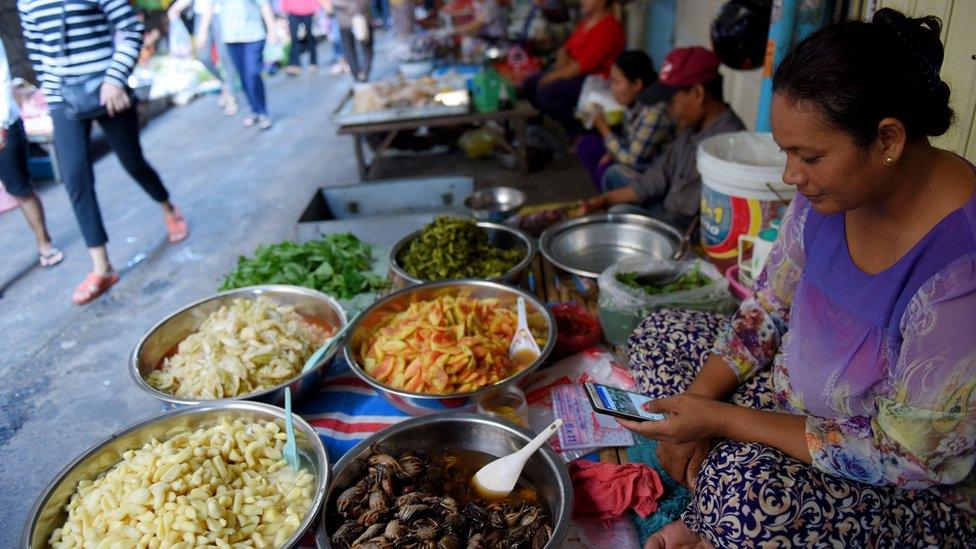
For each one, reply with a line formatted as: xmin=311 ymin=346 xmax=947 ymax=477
xmin=620 ymin=9 xmax=975 ymax=547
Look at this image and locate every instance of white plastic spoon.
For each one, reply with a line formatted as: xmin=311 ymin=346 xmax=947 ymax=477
xmin=508 ymin=297 xmax=541 ymax=366
xmin=472 ymin=418 xmax=563 ymax=500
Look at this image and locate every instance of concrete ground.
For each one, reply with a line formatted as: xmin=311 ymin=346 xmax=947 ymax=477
xmin=0 ymin=38 xmax=593 ymax=541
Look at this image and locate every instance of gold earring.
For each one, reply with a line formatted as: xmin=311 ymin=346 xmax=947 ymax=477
xmin=885 ymin=156 xmax=895 ymax=165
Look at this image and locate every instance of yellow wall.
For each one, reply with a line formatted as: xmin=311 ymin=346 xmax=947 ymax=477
xmin=872 ymin=0 xmax=975 ymax=161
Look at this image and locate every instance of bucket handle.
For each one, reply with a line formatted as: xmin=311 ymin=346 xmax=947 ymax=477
xmin=765 ymin=182 xmax=791 ymax=207
xmin=673 ymin=217 xmax=699 ymax=260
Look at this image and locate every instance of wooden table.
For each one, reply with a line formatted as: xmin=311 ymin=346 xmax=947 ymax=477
xmin=336 ymin=101 xmax=539 ymax=180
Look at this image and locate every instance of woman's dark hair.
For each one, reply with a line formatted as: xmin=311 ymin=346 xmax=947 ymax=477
xmin=614 ymin=51 xmax=657 ymax=89
xmin=772 ymin=8 xmax=952 ymax=147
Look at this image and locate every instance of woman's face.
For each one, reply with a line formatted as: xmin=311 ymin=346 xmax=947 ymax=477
xmin=609 ymin=64 xmax=642 ymax=107
xmin=580 ymin=0 xmax=606 ymax=17
xmin=770 ymin=93 xmax=890 ymax=214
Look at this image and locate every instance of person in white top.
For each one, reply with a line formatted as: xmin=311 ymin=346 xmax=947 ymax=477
xmin=0 ymin=37 xmax=63 ymax=268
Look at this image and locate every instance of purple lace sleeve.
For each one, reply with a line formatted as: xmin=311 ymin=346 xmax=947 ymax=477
xmin=711 ymin=197 xmax=808 ymax=381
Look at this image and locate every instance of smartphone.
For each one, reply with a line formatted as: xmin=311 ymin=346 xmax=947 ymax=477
xmin=584 ymin=382 xmax=667 ymax=422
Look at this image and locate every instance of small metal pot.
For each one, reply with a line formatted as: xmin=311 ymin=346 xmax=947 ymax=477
xmin=464 ymin=186 xmax=526 ymax=221
xmin=130 ymin=285 xmax=347 ymax=407
xmin=344 ymin=280 xmax=556 ymax=415
xmin=316 ymin=413 xmax=572 ymax=549
xmin=389 ymin=221 xmax=535 ymax=286
xmin=22 ymin=401 xmax=329 ymax=549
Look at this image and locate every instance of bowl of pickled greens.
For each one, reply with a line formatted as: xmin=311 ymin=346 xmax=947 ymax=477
xmin=390 ymin=216 xmax=535 ymax=285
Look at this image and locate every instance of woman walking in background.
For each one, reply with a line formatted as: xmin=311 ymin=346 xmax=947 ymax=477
xmin=333 ymin=0 xmax=372 ymax=82
xmin=168 ymin=0 xmax=241 ymax=115
xmin=19 ymin=0 xmax=189 ymax=304
xmin=196 ymin=0 xmax=278 ymax=129
xmin=0 ymin=37 xmax=63 ymax=269
xmin=282 ymin=0 xmax=321 ymax=75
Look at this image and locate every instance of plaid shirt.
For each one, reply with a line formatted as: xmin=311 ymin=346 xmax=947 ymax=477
xmin=604 ymin=101 xmax=674 ymax=167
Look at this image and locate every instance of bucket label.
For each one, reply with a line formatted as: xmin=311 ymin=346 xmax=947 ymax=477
xmin=701 ymin=186 xmax=786 ymax=260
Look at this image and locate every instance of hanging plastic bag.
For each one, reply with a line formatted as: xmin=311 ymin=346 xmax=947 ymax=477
xmin=352 ymin=14 xmax=370 ymax=43
xmin=168 ymin=18 xmax=193 ymax=59
xmin=597 ymin=257 xmax=736 ymax=347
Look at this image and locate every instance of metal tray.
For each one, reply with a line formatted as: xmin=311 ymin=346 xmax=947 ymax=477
xmin=539 ymin=213 xmax=684 ymax=278
xmin=332 ymin=90 xmax=470 ymax=127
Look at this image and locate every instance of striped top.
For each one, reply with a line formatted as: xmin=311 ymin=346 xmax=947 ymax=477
xmin=18 ymin=0 xmax=144 ymax=104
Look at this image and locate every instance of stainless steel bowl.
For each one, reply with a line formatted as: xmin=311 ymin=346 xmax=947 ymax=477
xmin=22 ymin=401 xmax=329 ymax=549
xmin=540 ymin=213 xmax=684 ymax=278
xmin=344 ymin=280 xmax=556 ymax=415
xmin=464 ymin=186 xmax=526 ymax=221
xmin=131 ymin=285 xmax=347 ymax=407
xmin=389 ymin=221 xmax=535 ymax=286
xmin=315 ymin=413 xmax=572 ymax=549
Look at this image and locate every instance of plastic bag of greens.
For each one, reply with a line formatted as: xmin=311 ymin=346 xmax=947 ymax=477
xmin=597 ymin=257 xmax=735 ymax=346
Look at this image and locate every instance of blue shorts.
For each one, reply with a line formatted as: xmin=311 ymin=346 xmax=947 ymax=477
xmin=0 ymin=119 xmax=32 ymax=197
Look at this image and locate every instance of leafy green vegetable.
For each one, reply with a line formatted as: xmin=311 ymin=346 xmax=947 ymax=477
xmin=398 ymin=216 xmax=524 ymax=281
xmin=616 ymin=263 xmax=711 ymax=295
xmin=220 ymin=233 xmax=388 ymax=298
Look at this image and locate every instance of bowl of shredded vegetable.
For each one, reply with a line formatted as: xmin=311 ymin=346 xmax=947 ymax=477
xmin=130 ymin=285 xmax=347 ymax=407
xmin=344 ymin=280 xmax=556 ymax=415
xmin=390 ymin=217 xmax=535 ymax=286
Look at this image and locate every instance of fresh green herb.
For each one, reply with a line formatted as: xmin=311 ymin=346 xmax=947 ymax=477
xmin=220 ymin=233 xmax=388 ymax=298
xmin=616 ymin=263 xmax=711 ymax=295
xmin=398 ymin=216 xmax=524 ymax=281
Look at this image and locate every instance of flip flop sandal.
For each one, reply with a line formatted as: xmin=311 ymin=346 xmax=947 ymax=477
xmin=165 ymin=207 xmax=189 ymax=243
xmin=72 ymin=271 xmax=119 ymax=305
xmin=39 ymin=247 xmax=64 ymax=268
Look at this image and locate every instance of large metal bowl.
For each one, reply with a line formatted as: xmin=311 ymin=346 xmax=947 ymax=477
xmin=22 ymin=401 xmax=329 ymax=549
xmin=344 ymin=280 xmax=556 ymax=415
xmin=540 ymin=213 xmax=684 ymax=278
xmin=131 ymin=285 xmax=347 ymax=407
xmin=315 ymin=413 xmax=572 ymax=549
xmin=389 ymin=221 xmax=535 ymax=286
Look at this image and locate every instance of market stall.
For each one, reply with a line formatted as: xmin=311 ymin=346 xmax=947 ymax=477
xmin=22 ymin=168 xmax=732 ymax=547
xmin=333 ymin=73 xmax=537 ymax=179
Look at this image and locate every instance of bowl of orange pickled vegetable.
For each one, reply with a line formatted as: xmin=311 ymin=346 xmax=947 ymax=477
xmin=344 ymin=280 xmax=556 ymax=415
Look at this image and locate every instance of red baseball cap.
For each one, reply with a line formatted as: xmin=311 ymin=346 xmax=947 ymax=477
xmin=640 ymin=47 xmax=722 ymax=105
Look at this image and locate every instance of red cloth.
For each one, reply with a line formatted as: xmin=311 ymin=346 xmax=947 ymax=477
xmin=569 ymin=459 xmax=664 ymax=520
xmin=563 ymin=14 xmax=626 ymax=77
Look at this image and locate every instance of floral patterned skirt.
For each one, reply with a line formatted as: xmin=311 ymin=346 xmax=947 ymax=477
xmin=628 ymin=309 xmax=975 ymax=548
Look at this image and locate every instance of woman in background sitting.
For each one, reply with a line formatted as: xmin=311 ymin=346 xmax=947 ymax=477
xmin=521 ymin=0 xmax=624 ymax=134
xmin=576 ymin=50 xmax=674 ymax=189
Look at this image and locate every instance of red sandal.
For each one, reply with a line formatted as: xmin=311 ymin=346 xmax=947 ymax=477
xmin=72 ymin=272 xmax=119 ymax=304
xmin=165 ymin=207 xmax=189 ymax=243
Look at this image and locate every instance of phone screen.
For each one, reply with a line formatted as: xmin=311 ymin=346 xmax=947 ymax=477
xmin=586 ymin=383 xmax=666 ymax=422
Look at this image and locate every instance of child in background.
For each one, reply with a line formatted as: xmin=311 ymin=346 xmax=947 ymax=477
xmin=576 ymin=50 xmax=674 ymax=189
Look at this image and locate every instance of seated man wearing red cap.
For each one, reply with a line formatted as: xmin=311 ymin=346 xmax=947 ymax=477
xmin=582 ymin=46 xmax=744 ymax=230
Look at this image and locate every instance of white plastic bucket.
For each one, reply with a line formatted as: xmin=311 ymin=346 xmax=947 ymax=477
xmin=696 ymin=132 xmax=794 ymax=262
